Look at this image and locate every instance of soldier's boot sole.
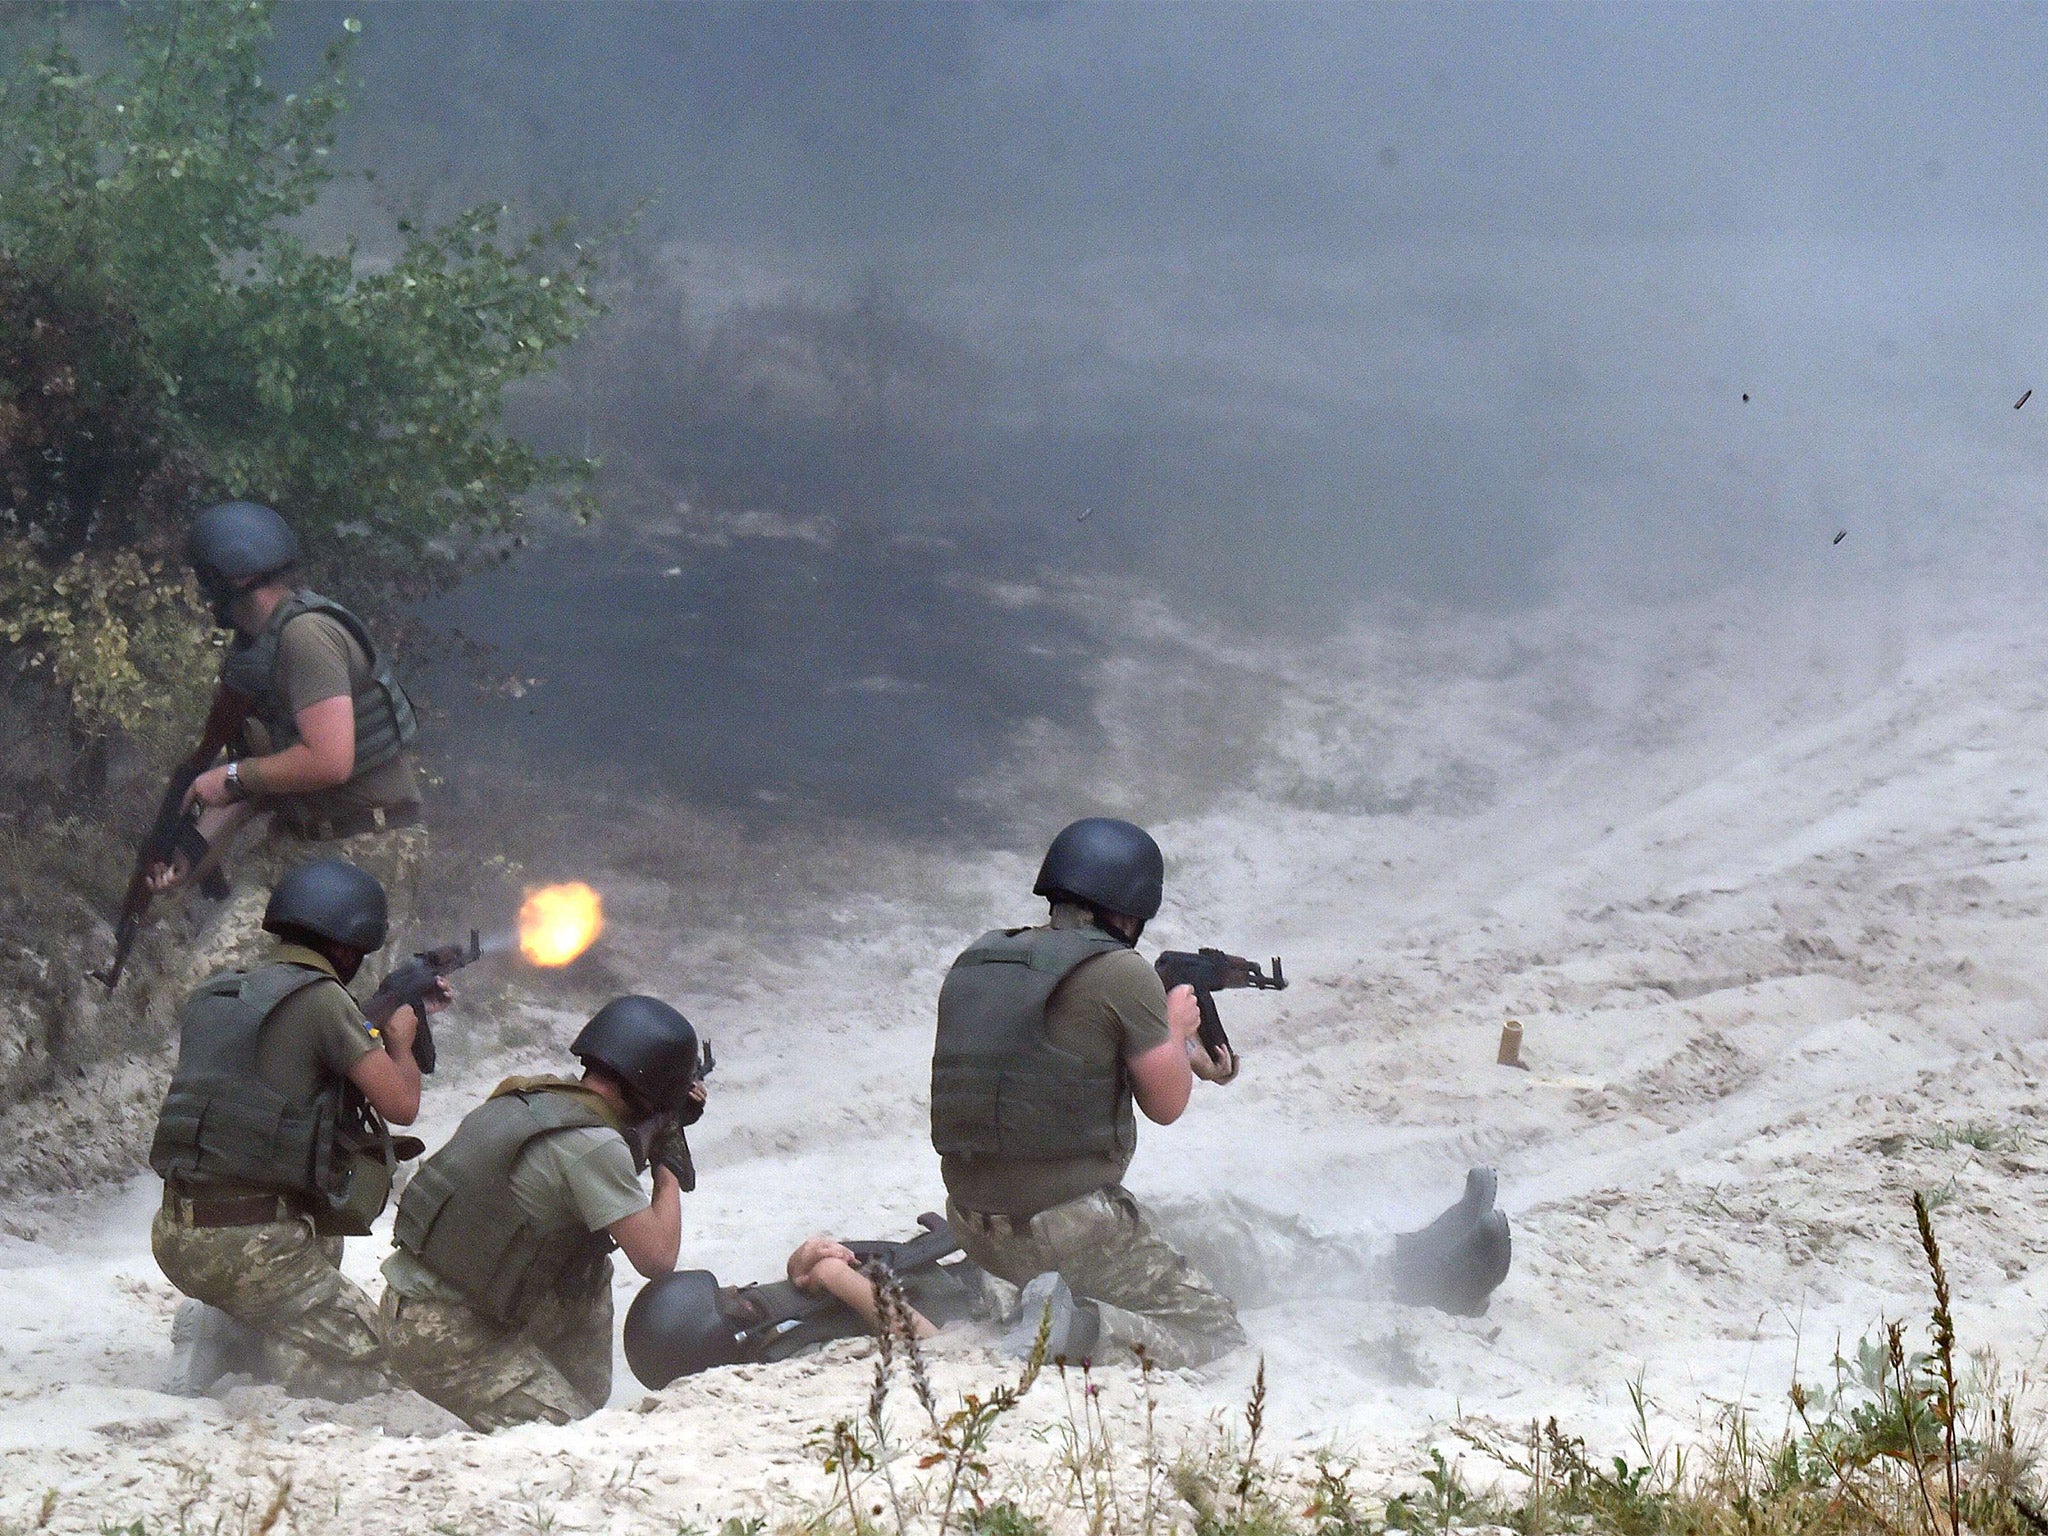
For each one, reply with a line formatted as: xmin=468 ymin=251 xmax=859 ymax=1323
xmin=1002 ymin=1272 xmax=1100 ymax=1363
xmin=1391 ymin=1168 xmax=1514 ymax=1316
xmin=167 ymin=1300 xmax=265 ymax=1396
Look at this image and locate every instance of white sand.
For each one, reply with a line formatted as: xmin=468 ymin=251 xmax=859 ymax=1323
xmin=6 ymin=579 xmax=2048 ymax=1532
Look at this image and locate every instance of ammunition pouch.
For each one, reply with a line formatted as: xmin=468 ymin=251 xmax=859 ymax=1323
xmin=313 ymin=1089 xmax=397 ymax=1238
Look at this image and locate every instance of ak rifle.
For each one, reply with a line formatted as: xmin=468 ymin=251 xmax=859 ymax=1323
xmin=364 ymin=932 xmax=486 ymax=1074
xmin=99 ymin=686 xmax=253 ymax=990
xmin=1153 ymin=947 xmax=1288 ymax=1062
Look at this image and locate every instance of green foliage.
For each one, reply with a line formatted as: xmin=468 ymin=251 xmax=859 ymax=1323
xmin=956 ymin=1504 xmax=1053 ymax=1536
xmin=1924 ymin=1122 xmax=2029 ymax=1155
xmin=0 ymin=0 xmax=603 ymax=746
xmin=0 ymin=0 xmax=601 ymax=572
xmin=1383 ymin=1449 xmax=1478 ymax=1536
xmin=0 ymin=539 xmax=211 ymax=738
xmin=1797 ymin=1334 xmax=1948 ymax=1470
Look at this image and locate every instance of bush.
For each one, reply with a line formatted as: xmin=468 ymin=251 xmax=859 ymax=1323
xmin=0 ymin=0 xmax=603 ymax=751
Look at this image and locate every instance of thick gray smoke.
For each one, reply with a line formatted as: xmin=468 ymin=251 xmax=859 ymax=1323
xmin=271 ymin=3 xmax=2048 ymax=819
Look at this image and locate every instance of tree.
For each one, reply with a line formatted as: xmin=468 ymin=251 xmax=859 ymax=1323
xmin=0 ymin=0 xmax=603 ymax=746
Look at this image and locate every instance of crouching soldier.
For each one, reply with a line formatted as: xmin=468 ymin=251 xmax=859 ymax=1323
xmin=379 ymin=996 xmax=704 ymax=1431
xmin=150 ymin=859 xmax=439 ymax=1399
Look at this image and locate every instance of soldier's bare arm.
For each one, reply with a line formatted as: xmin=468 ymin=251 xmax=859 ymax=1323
xmin=189 ymin=694 xmax=356 ymax=807
xmin=1127 ymin=983 xmax=1200 ymax=1124
xmin=789 ymin=1238 xmax=938 ymax=1339
xmin=348 ymin=1001 xmax=426 ymax=1124
xmin=610 ymin=1164 xmax=682 ymax=1278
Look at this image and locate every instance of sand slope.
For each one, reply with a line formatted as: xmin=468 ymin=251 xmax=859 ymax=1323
xmin=5 ymin=587 xmax=2047 ymax=1531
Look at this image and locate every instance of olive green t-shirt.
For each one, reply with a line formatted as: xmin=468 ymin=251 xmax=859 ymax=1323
xmin=254 ymin=944 xmax=381 ymax=1104
xmin=939 ymin=903 xmax=1174 ymax=1219
xmin=382 ymin=1114 xmax=647 ymax=1302
xmin=245 ymin=609 xmax=419 ymax=825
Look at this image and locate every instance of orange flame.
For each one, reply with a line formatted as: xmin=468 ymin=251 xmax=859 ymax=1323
xmin=518 ymin=882 xmax=603 ymax=967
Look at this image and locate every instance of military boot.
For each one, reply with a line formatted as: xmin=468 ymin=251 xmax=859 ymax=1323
xmin=167 ymin=1299 xmax=266 ymax=1396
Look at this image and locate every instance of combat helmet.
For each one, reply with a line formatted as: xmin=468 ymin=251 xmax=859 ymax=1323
xmin=622 ymin=1269 xmax=750 ymax=1388
xmin=188 ymin=501 xmax=299 ymax=625
xmin=262 ymin=859 xmax=389 ymax=954
xmin=572 ymin=996 xmax=700 ymax=1116
xmin=1033 ymin=816 xmax=1165 ymax=923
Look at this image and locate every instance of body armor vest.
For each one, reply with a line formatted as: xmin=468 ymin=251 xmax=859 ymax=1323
xmin=930 ymin=925 xmax=1136 ymax=1162
xmin=150 ymin=962 xmax=352 ymax=1199
xmin=393 ymin=1082 xmax=624 ymax=1325
xmin=219 ymin=590 xmax=418 ymax=776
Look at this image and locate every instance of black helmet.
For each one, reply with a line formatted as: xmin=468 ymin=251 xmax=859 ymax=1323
xmin=1033 ymin=817 xmax=1165 ymax=922
xmin=622 ymin=1269 xmax=749 ymax=1388
xmin=572 ymin=995 xmax=700 ymax=1116
xmin=188 ymin=501 xmax=300 ymax=584
xmin=262 ymin=859 xmax=389 ymax=953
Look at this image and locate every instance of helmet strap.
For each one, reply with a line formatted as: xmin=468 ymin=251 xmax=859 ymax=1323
xmin=274 ymin=926 xmax=366 ymax=984
xmin=581 ymin=1062 xmax=650 ymax=1119
xmin=1056 ymin=897 xmax=1143 ymax=947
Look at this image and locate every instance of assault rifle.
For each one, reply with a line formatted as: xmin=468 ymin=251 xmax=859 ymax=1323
xmin=364 ymin=931 xmax=483 ymax=1074
xmin=1153 ymin=948 xmax=1288 ymax=1063
xmin=100 ymin=687 xmax=253 ymax=990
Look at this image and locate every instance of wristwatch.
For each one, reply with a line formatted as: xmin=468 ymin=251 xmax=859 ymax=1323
xmin=224 ymin=760 xmax=245 ymax=801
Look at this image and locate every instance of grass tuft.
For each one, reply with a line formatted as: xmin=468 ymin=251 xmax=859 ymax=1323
xmin=778 ymin=1194 xmax=2047 ymax=1536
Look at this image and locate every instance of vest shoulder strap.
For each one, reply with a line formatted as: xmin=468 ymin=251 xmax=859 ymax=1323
xmin=235 ymin=961 xmax=345 ymax=1024
xmin=954 ymin=925 xmax=1127 ymax=974
xmin=278 ymin=590 xmax=378 ymax=664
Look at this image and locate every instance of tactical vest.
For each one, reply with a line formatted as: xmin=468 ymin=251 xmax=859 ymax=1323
xmin=393 ymin=1082 xmax=624 ymax=1325
xmin=930 ymin=925 xmax=1137 ymax=1163
xmin=219 ymin=589 xmax=418 ymax=777
xmin=149 ymin=962 xmax=351 ymax=1200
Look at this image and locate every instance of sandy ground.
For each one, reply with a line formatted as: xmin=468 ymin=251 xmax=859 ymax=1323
xmin=6 ymin=579 xmax=2048 ymax=1533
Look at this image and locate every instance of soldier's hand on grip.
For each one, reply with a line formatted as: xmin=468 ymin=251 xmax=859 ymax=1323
xmin=1189 ymin=1037 xmax=1237 ymax=1084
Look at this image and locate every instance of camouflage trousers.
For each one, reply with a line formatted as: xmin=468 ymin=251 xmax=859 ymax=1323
xmin=949 ymin=1185 xmax=1247 ymax=1370
xmin=175 ymin=818 xmax=428 ymax=1002
xmin=379 ymin=1272 xmax=615 ymax=1433
xmin=151 ymin=1196 xmax=386 ymax=1400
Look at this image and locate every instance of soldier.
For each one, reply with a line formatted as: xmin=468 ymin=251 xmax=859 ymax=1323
xmin=379 ymin=996 xmax=705 ymax=1431
xmin=147 ymin=500 xmax=425 ymax=981
xmin=932 ymin=816 xmax=1246 ymax=1370
xmin=150 ymin=858 xmax=444 ymax=1399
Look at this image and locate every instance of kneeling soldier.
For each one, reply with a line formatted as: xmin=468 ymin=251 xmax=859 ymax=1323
xmin=934 ymin=817 xmax=1247 ymax=1370
xmin=379 ymin=996 xmax=703 ymax=1431
xmin=150 ymin=859 xmax=439 ymax=1399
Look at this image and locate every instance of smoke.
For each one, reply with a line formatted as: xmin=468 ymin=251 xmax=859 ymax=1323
xmin=263 ymin=2 xmax=2048 ymax=820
